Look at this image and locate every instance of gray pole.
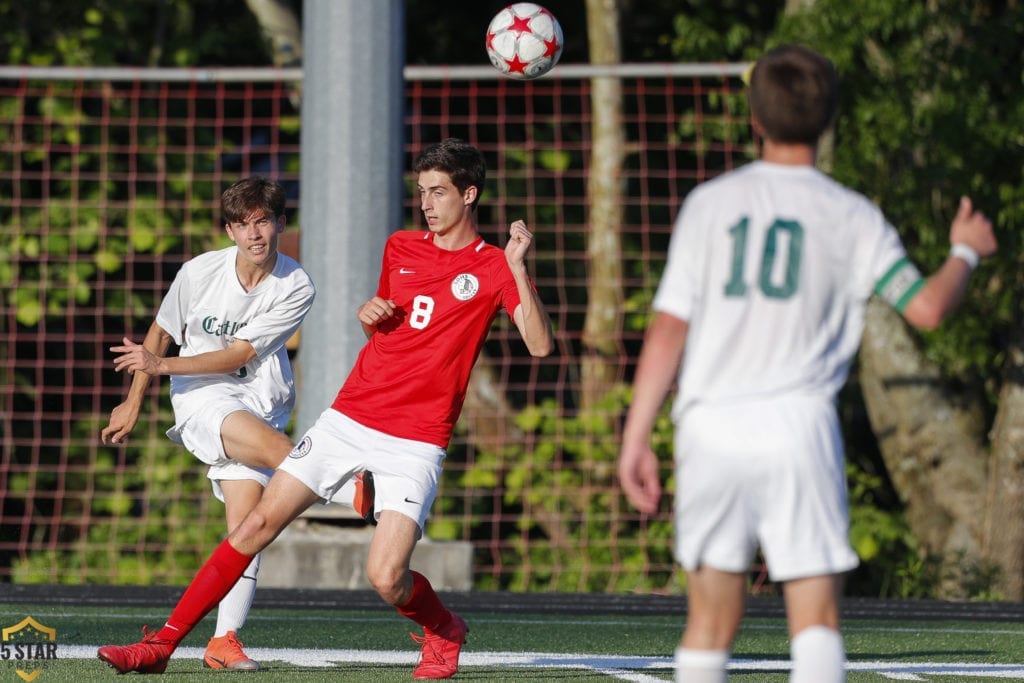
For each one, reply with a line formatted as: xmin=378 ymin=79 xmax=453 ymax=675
xmin=297 ymin=0 xmax=405 ymax=435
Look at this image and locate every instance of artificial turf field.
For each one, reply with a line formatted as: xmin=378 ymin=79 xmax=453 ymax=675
xmin=3 ymin=586 xmax=1024 ymax=681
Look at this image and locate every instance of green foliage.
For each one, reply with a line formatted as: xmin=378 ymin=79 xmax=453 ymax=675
xmin=674 ymin=88 xmax=753 ymax=161
xmin=445 ymin=385 xmax=935 ymax=597
xmin=11 ymin=410 xmax=226 ymax=585
xmin=437 ymin=388 xmax=678 ymax=594
xmin=0 ymin=30 xmax=298 ymax=583
xmin=773 ymin=0 xmax=1023 ymax=390
xmin=0 ymin=0 xmax=270 ymax=67
xmin=845 ymin=462 xmax=932 ymax=598
xmin=7 ymin=0 xmax=1022 ymax=599
xmin=0 ymin=71 xmax=297 ymax=328
xmin=654 ymin=0 xmax=1024 ymax=598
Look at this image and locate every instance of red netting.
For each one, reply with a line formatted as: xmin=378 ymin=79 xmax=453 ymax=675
xmin=0 ymin=66 xmax=752 ymax=591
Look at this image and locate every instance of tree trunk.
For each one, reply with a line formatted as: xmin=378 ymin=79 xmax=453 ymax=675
xmin=858 ymin=299 xmax=991 ymax=597
xmin=245 ymin=0 xmax=303 ymax=108
xmin=245 ymin=0 xmax=303 ymax=67
xmin=581 ymin=0 xmax=625 ymax=412
xmin=463 ymin=359 xmax=523 ymax=449
xmin=984 ymin=296 xmax=1024 ymax=599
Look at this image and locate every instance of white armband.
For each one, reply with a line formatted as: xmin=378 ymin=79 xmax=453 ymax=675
xmin=950 ymin=243 xmax=979 ymax=269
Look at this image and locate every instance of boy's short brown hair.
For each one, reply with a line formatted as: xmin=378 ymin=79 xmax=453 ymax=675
xmin=221 ymin=176 xmax=287 ymax=224
xmin=413 ymin=138 xmax=487 ymax=211
xmin=748 ymin=45 xmax=839 ymax=145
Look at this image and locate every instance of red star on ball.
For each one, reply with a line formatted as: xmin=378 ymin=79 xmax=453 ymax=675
xmin=505 ymin=52 xmax=530 ymax=75
xmin=508 ymin=15 xmax=534 ymax=37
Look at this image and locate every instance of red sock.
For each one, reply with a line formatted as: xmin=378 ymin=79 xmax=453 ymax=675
xmin=155 ymin=540 xmax=253 ymax=645
xmin=396 ymin=571 xmax=450 ymax=632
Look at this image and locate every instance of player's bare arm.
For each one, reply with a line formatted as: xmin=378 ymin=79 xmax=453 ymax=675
xmin=902 ymin=196 xmax=997 ymax=330
xmin=101 ymin=320 xmax=173 ymax=445
xmin=507 ymin=220 xmax=555 ymax=357
xmin=618 ymin=312 xmax=688 ymax=514
xmin=111 ymin=335 xmax=257 ymax=377
xmin=358 ymin=296 xmax=397 ymax=338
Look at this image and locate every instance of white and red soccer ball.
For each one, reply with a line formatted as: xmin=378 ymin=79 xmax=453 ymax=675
xmin=485 ymin=3 xmax=564 ymax=80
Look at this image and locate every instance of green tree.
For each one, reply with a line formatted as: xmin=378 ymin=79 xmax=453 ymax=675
xmin=768 ymin=0 xmax=1024 ymax=598
xmin=0 ymin=0 xmax=269 ymax=66
xmin=7 ymin=0 xmax=1023 ymax=599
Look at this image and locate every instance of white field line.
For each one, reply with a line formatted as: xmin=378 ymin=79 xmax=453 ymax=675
xmin=10 ymin=609 xmax=1024 ymax=637
xmin=67 ymin=645 xmax=1024 ymax=680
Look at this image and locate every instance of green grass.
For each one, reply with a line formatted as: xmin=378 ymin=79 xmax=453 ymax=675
xmin=2 ymin=602 xmax=1023 ymax=681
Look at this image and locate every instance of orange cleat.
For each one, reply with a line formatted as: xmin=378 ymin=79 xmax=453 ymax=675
xmin=203 ymin=631 xmax=259 ymax=671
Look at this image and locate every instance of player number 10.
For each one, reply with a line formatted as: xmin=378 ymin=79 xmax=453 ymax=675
xmin=724 ymin=217 xmax=803 ymax=299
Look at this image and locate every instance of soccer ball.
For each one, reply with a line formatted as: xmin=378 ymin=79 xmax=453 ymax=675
xmin=485 ymin=3 xmax=564 ymax=80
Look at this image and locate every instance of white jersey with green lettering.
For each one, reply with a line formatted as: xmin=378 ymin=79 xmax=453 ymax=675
xmin=654 ymin=160 xmax=921 ymax=421
xmin=155 ymin=246 xmax=315 ymax=431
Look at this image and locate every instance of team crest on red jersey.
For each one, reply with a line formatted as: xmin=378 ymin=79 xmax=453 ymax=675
xmin=451 ymin=273 xmax=480 ymax=301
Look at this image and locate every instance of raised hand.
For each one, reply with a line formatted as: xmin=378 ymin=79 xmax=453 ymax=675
xmin=504 ymin=219 xmax=534 ymax=268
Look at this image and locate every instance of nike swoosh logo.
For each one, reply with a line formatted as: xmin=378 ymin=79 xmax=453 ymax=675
xmin=404 ymin=497 xmax=421 ymax=505
xmin=206 ymin=656 xmax=228 ymax=667
xmin=400 ymin=268 xmax=416 ymax=274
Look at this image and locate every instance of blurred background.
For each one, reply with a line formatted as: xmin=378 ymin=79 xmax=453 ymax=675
xmin=1 ymin=0 xmax=1022 ymax=602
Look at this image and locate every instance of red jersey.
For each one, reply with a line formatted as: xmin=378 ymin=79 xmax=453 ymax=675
xmin=332 ymin=230 xmax=524 ymax=447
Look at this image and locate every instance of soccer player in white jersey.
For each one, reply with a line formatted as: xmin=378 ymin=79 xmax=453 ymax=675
xmin=100 ymin=176 xmax=316 ymax=671
xmin=617 ymin=45 xmax=997 ymax=683
xmin=98 ymin=139 xmax=555 ymax=679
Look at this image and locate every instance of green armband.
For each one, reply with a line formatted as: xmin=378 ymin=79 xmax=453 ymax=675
xmin=874 ymin=258 xmax=925 ymax=313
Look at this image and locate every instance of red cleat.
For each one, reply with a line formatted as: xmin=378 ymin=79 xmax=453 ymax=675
xmin=97 ymin=626 xmax=173 ymax=674
xmin=410 ymin=611 xmax=469 ymax=679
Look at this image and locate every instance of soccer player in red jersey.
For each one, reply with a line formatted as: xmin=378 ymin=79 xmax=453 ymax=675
xmin=98 ymin=138 xmax=554 ymax=680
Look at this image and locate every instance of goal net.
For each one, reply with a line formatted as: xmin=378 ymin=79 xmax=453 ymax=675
xmin=0 ymin=63 xmax=751 ymax=592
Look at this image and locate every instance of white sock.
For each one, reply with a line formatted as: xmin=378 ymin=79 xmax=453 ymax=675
xmin=790 ymin=626 xmax=845 ymax=683
xmin=213 ymin=553 xmax=260 ymax=637
xmin=675 ymin=646 xmax=728 ymax=683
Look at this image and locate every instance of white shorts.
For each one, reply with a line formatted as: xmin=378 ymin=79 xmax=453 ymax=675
xmin=206 ymin=460 xmax=273 ymax=504
xmin=168 ymin=395 xmax=282 ymax=502
xmin=674 ymin=396 xmax=859 ymax=582
xmin=278 ymin=408 xmax=445 ymax=531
